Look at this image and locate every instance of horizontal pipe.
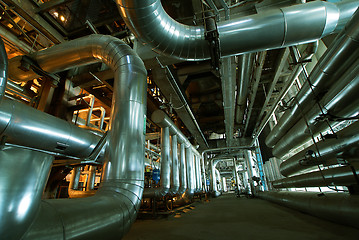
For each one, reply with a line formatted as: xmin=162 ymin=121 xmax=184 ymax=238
xmin=273 ymin=164 xmax=359 ymax=188
xmin=265 ymin=7 xmax=359 ymax=148
xmin=273 ymin=57 xmax=359 ymax=158
xmin=257 ymin=191 xmax=359 ymax=229
xmin=280 ymin=120 xmax=359 ymax=177
xmin=117 ymin=0 xmax=358 ymax=60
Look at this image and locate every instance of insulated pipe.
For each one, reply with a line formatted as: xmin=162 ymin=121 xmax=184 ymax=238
xmin=236 ymin=53 xmax=254 ymax=125
xmin=280 ymin=120 xmax=359 ymax=177
xmin=265 ymin=8 xmax=359 ymax=148
xmin=257 ymin=191 xmax=359 ymax=229
xmin=186 ymin=147 xmax=196 ymax=195
xmin=143 ymin=126 xmax=171 ymax=198
xmin=86 ymin=166 xmax=96 ymax=191
xmin=69 ymin=167 xmax=81 ymax=190
xmin=272 ymin=164 xmax=359 ymax=189
xmin=0 ymin=37 xmax=8 ymax=102
xmin=178 ymin=143 xmax=187 ymax=194
xmin=20 ymin=35 xmax=147 ymax=240
xmin=117 ymin=0 xmax=358 ymax=61
xmin=244 ymin=150 xmax=255 ymax=194
xmin=0 ymin=98 xmax=101 ymax=159
xmin=215 ymin=169 xmax=222 ymax=191
xmin=201 ymin=157 xmax=207 ymax=192
xmin=0 ymin=147 xmax=53 ymax=240
xmin=273 ymin=58 xmax=359 ymax=158
xmin=170 ymin=134 xmax=180 ymax=195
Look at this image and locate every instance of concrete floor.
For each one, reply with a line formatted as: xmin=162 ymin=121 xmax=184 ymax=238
xmin=123 ymin=193 xmax=359 ymax=240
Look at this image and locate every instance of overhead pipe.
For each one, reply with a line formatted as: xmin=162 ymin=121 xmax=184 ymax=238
xmin=272 ymin=163 xmax=359 ymax=189
xmin=273 ymin=58 xmax=359 ymax=158
xmin=265 ymin=7 xmax=359 ymax=148
xmin=0 ymin=37 xmax=8 ymax=102
xmin=280 ymin=120 xmax=359 ymax=177
xmin=236 ymin=53 xmax=254 ymax=125
xmin=117 ymin=0 xmax=358 ymax=61
xmin=257 ymin=191 xmax=359 ymax=229
xmin=9 ymin=35 xmax=148 ymax=240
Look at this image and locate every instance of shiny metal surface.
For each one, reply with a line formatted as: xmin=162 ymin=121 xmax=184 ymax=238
xmin=117 ymin=0 xmax=358 ymax=61
xmin=257 ymin=191 xmax=359 ymax=229
xmin=178 ymin=143 xmax=187 ymax=194
xmin=86 ymin=166 xmax=96 ymax=191
xmin=170 ymin=135 xmax=180 ymax=195
xmin=0 ymin=146 xmax=53 ymax=240
xmin=273 ymin=59 xmax=359 ymax=158
xmin=244 ymin=150 xmax=255 ymax=194
xmin=236 ymin=53 xmax=254 ymax=125
xmin=273 ymin=164 xmax=359 ymax=189
xmin=266 ymin=8 xmax=359 ymax=148
xmin=69 ymin=167 xmax=81 ymax=190
xmin=20 ymin=35 xmax=147 ymax=240
xmin=0 ymin=37 xmax=7 ymax=101
xmin=0 ymin=98 xmax=101 ymax=158
xmin=186 ymin=147 xmax=196 ymax=195
xmin=280 ymin=120 xmax=359 ymax=177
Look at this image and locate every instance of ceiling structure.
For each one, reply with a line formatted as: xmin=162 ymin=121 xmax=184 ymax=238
xmin=0 ymin=0 xmax=346 ymax=154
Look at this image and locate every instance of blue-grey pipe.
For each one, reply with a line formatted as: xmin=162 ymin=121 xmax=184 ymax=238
xmin=170 ymin=134 xmax=180 ymax=195
xmin=178 ymin=143 xmax=187 ymax=194
xmin=266 ymin=7 xmax=359 ymax=148
xmin=16 ymin=35 xmax=147 ymax=240
xmin=0 ymin=36 xmax=8 ymax=102
xmin=117 ymin=0 xmax=358 ymax=60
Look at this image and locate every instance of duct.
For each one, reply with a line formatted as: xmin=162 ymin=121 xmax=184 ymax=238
xmin=0 ymin=147 xmax=53 ymax=240
xmin=0 ymin=37 xmax=8 ymax=102
xmin=257 ymin=191 xmax=359 ymax=229
xmin=280 ymin=120 xmax=359 ymax=177
xmin=143 ymin=126 xmax=171 ymax=198
xmin=265 ymin=7 xmax=359 ymax=148
xmin=170 ymin=134 xmax=180 ymax=195
xmin=0 ymin=25 xmax=32 ymax=53
xmin=272 ymin=164 xmax=359 ymax=189
xmin=221 ymin=56 xmax=236 ymax=146
xmin=0 ymin=98 xmax=102 ymax=159
xmin=178 ymin=143 xmax=187 ymax=194
xmin=9 ymin=35 xmax=148 ymax=240
xmin=273 ymin=58 xmax=359 ymax=159
xmin=236 ymin=53 xmax=254 ymax=125
xmin=117 ymin=0 xmax=358 ymax=61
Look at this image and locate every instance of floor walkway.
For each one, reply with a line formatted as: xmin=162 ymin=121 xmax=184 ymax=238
xmin=123 ymin=193 xmax=359 ymax=240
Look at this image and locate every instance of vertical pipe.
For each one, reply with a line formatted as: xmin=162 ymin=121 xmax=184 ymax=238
xmin=161 ymin=127 xmax=171 ymax=195
xmin=179 ymin=143 xmax=187 ymax=194
xmin=233 ymin=158 xmax=240 ymax=193
xmin=170 ymin=134 xmax=180 ymax=194
xmin=186 ymin=147 xmax=195 ymax=194
xmin=0 ymin=37 xmax=8 ymax=102
xmin=69 ymin=167 xmax=81 ymax=190
xmin=86 ymin=95 xmax=95 ymax=126
xmin=244 ymin=150 xmax=255 ymax=194
xmin=86 ymin=166 xmax=96 ymax=191
xmin=201 ymin=157 xmax=207 ymax=191
xmin=210 ymin=160 xmax=217 ymax=193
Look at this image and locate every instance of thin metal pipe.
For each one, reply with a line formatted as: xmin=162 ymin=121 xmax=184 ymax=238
xmin=18 ymin=35 xmax=147 ymax=240
xmin=117 ymin=0 xmax=358 ymax=60
xmin=86 ymin=166 xmax=96 ymax=191
xmin=257 ymin=191 xmax=359 ymax=229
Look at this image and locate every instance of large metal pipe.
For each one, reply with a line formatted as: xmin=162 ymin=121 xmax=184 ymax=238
xmin=265 ymin=8 xmax=359 ymax=148
xmin=0 ymin=98 xmax=101 ymax=159
xmin=186 ymin=147 xmax=196 ymax=195
xmin=244 ymin=150 xmax=255 ymax=194
xmin=170 ymin=134 xmax=180 ymax=195
xmin=178 ymin=143 xmax=187 ymax=194
xmin=0 ymin=37 xmax=8 ymax=102
xmin=257 ymin=191 xmax=359 ymax=229
xmin=280 ymin=120 xmax=359 ymax=177
xmin=117 ymin=0 xmax=358 ymax=61
xmin=0 ymin=147 xmax=53 ymax=240
xmin=273 ymin=164 xmax=359 ymax=189
xmin=15 ymin=35 xmax=147 ymax=240
xmin=272 ymin=58 xmax=359 ymax=158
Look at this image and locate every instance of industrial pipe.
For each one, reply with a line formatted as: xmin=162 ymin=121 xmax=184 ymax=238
xmin=178 ymin=143 xmax=187 ymax=194
xmin=266 ymin=7 xmax=359 ymax=148
xmin=280 ymin=120 xmax=359 ymax=177
xmin=170 ymin=134 xmax=180 ymax=195
xmin=257 ymin=191 xmax=359 ymax=229
xmin=117 ymin=0 xmax=358 ymax=61
xmin=13 ymin=35 xmax=148 ymax=240
xmin=0 ymin=37 xmax=8 ymax=102
xmin=272 ymin=58 xmax=359 ymax=158
xmin=272 ymin=164 xmax=359 ymax=189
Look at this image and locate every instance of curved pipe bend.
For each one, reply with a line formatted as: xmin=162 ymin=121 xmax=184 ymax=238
xmin=20 ymin=35 xmax=147 ymax=240
xmin=117 ymin=0 xmax=359 ymax=61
